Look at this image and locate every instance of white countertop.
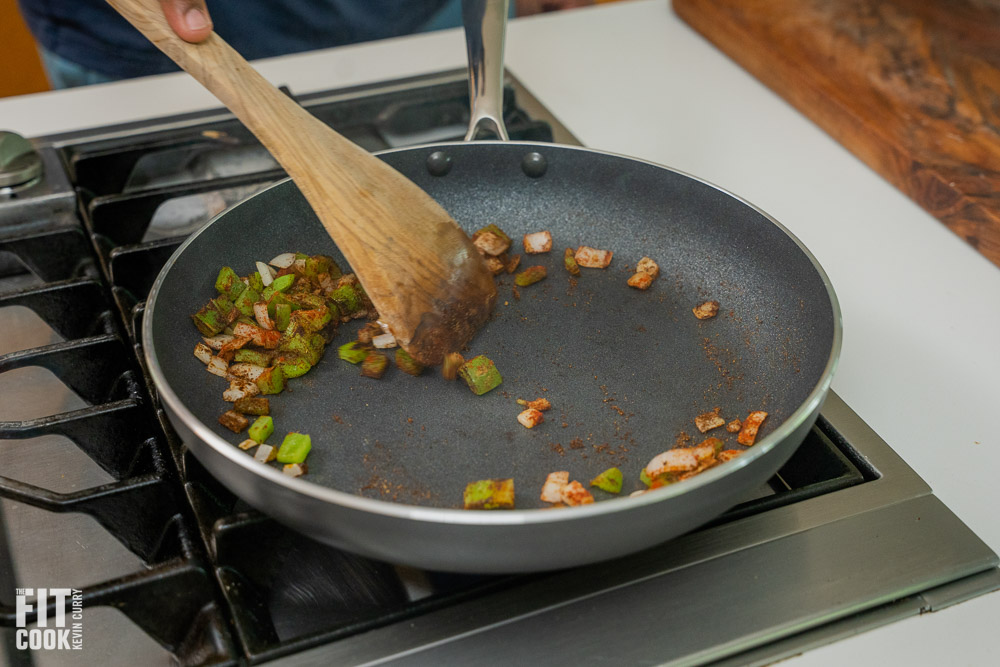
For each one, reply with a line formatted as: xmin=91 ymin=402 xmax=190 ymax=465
xmin=2 ymin=0 xmax=998 ymax=663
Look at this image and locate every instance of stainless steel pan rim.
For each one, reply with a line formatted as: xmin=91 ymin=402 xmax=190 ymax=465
xmin=142 ymin=139 xmax=843 ymax=527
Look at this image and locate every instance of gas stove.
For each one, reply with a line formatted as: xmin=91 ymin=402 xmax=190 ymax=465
xmin=1 ymin=69 xmax=997 ymax=666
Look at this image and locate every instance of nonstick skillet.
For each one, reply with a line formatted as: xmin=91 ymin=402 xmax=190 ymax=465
xmin=141 ymin=1 xmax=841 ymax=573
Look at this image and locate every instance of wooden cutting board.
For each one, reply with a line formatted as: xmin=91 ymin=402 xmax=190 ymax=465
xmin=673 ymin=0 xmax=1000 ymax=269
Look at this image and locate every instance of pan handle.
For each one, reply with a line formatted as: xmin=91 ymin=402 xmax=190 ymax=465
xmin=462 ymin=0 xmax=510 ymax=141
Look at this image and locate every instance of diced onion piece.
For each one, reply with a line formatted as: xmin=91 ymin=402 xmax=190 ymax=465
xmin=692 ymin=300 xmax=720 ymax=320
xmin=256 ymin=261 xmax=276 ymax=286
xmin=253 ymin=444 xmax=276 ymax=462
xmin=268 ymin=253 xmax=297 ymax=269
xmin=627 ymin=272 xmax=653 ymax=290
xmin=560 ymin=480 xmax=594 ymax=506
xmin=206 ymin=355 xmax=229 ymax=377
xmin=237 ymin=439 xmax=258 ymax=451
xmin=228 ymin=363 xmax=267 ymax=381
xmin=223 ymin=378 xmax=260 ymax=402
xmin=375 ymin=320 xmax=392 ymax=334
xmin=472 ymin=231 xmax=511 ymax=256
xmin=540 ymin=471 xmax=569 ymax=503
xmin=726 ymin=419 xmax=742 ymax=433
xmin=629 ymin=489 xmax=648 ymax=498
xmin=372 ymin=333 xmax=397 ymax=349
xmin=636 ymin=257 xmax=660 ymax=278
xmin=202 ymin=334 xmax=236 ymax=350
xmin=523 ymin=231 xmax=553 ymax=254
xmin=517 ymin=408 xmax=544 ymax=429
xmin=738 ymin=411 xmax=768 ymax=446
xmin=282 ymin=463 xmax=309 ymax=477
xmin=293 ymin=257 xmax=307 ymax=273
xmin=694 ymin=411 xmax=726 ymax=433
xmin=645 ymin=448 xmax=699 ymax=477
xmin=574 ymin=246 xmax=613 ymax=268
xmin=253 ymin=301 xmax=274 ymax=330
xmin=717 ymin=449 xmax=744 ymax=462
xmin=232 ymin=321 xmax=281 ymax=348
xmin=193 ymin=342 xmax=213 ymax=364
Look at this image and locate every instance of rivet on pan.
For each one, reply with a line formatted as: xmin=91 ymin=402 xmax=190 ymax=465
xmin=426 ymin=150 xmax=453 ymax=177
xmin=521 ymin=152 xmax=548 ymax=178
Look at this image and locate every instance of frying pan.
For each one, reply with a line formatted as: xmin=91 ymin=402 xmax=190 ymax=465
xmin=142 ymin=0 xmax=841 ymax=573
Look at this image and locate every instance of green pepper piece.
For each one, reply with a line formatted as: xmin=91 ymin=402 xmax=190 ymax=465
xmin=274 ymin=303 xmax=292 ymax=332
xmin=328 ymin=284 xmax=363 ymax=315
xmin=271 ymin=274 xmax=296 ymax=293
xmin=277 ymin=432 xmax=311 ymax=464
xmin=514 ymin=265 xmax=547 ymax=287
xmin=463 ymin=478 xmax=514 ymax=509
xmin=294 ymin=252 xmax=309 ymax=260
xmin=233 ymin=286 xmax=260 ymax=317
xmin=279 ymin=333 xmax=323 ymax=366
xmin=192 ymin=304 xmax=226 ymax=336
xmin=590 ymin=467 xmax=623 ymax=494
xmin=338 ymin=341 xmax=368 ymax=364
xmin=261 ymin=285 xmax=276 ymax=303
xmin=287 ymin=292 xmax=327 ymax=310
xmin=276 ymin=355 xmax=311 ymax=378
xmin=255 ymin=365 xmax=286 ymax=395
xmin=234 ymin=397 xmax=270 ymax=416
xmin=361 ymin=351 xmax=388 ymax=379
xmin=248 ymin=415 xmax=274 ymax=443
xmin=458 ymin=355 xmax=503 ymax=395
xmin=304 ymin=254 xmax=339 ymax=281
xmin=289 ymin=307 xmax=332 ymax=332
xmin=215 ymin=266 xmax=246 ymax=300
xmin=247 ymin=271 xmax=265 ymax=294
xmin=395 ymin=348 xmax=424 ymax=376
xmin=640 ymin=467 xmax=676 ymax=489
xmin=564 ymin=248 xmax=580 ymax=276
xmin=233 ymin=348 xmax=273 ymax=366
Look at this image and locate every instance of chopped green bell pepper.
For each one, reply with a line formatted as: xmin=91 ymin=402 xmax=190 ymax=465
xmin=463 ymin=478 xmax=514 ymax=509
xmin=590 ymin=467 xmax=623 ymax=494
xmin=458 ymin=355 xmax=502 ymax=395
xmin=248 ymin=415 xmax=273 ymax=443
xmin=277 ymin=432 xmax=311 ymax=464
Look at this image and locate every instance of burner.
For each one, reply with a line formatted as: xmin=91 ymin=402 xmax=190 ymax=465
xmin=0 ymin=132 xmax=42 ymax=193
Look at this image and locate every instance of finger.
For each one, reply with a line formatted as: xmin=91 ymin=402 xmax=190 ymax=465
xmin=158 ymin=0 xmax=213 ymax=43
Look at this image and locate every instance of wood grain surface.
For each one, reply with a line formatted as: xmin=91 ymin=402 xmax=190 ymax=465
xmin=673 ymin=0 xmax=1000 ymax=269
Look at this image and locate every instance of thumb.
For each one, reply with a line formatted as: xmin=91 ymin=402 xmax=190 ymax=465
xmin=158 ymin=0 xmax=213 ymax=43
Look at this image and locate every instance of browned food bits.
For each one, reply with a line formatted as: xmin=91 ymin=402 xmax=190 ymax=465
xmin=636 ymin=257 xmax=660 ymax=278
xmin=574 ymin=246 xmax=613 ymax=268
xmin=694 ymin=410 xmax=726 ymax=433
xmin=726 ymin=419 xmax=742 ymax=433
xmin=360 ymin=351 xmax=389 ymax=379
xmin=517 ymin=397 xmax=552 ymax=411
xmin=737 ymin=411 xmax=768 ymax=446
xmin=517 ymin=408 xmax=545 ymax=429
xmin=484 ymin=255 xmax=507 ymax=275
xmin=218 ymin=410 xmax=249 ymax=433
xmin=693 ymin=300 xmax=720 ymax=320
xmin=505 ymin=254 xmax=522 ymax=274
xmin=717 ymin=450 xmax=744 ymax=463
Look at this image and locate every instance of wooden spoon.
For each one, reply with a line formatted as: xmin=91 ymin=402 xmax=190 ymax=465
xmin=107 ymin=0 xmax=496 ymax=365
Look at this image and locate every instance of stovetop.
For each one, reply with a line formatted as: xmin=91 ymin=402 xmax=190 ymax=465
xmin=1 ymin=69 xmax=997 ymax=666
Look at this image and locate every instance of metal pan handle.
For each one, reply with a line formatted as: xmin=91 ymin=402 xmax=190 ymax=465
xmin=463 ymin=0 xmax=510 ymax=141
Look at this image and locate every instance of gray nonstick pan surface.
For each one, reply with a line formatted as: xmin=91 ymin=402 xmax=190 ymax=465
xmin=143 ymin=140 xmax=841 ymax=572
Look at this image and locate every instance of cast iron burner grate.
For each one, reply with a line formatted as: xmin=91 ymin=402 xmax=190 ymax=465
xmin=0 ymin=71 xmax=912 ymax=666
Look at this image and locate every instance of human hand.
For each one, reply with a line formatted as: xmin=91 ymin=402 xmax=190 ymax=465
xmin=158 ymin=0 xmax=213 ymax=42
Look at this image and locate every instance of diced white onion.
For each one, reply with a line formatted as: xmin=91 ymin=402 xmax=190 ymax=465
xmin=256 ymin=261 xmax=275 ymax=286
xmin=206 ymin=356 xmax=229 ymax=377
xmin=254 ymin=444 xmax=276 ymax=462
xmin=268 ymin=253 xmax=297 ymax=269
xmin=253 ymin=302 xmax=274 ymax=330
xmin=193 ymin=342 xmax=213 ymax=364
xmin=238 ymin=439 xmax=258 ymax=451
xmin=372 ymin=333 xmax=397 ymax=349
xmin=202 ymin=334 xmax=235 ymax=350
xmin=223 ymin=379 xmax=259 ymax=402
xmin=228 ymin=363 xmax=266 ymax=381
